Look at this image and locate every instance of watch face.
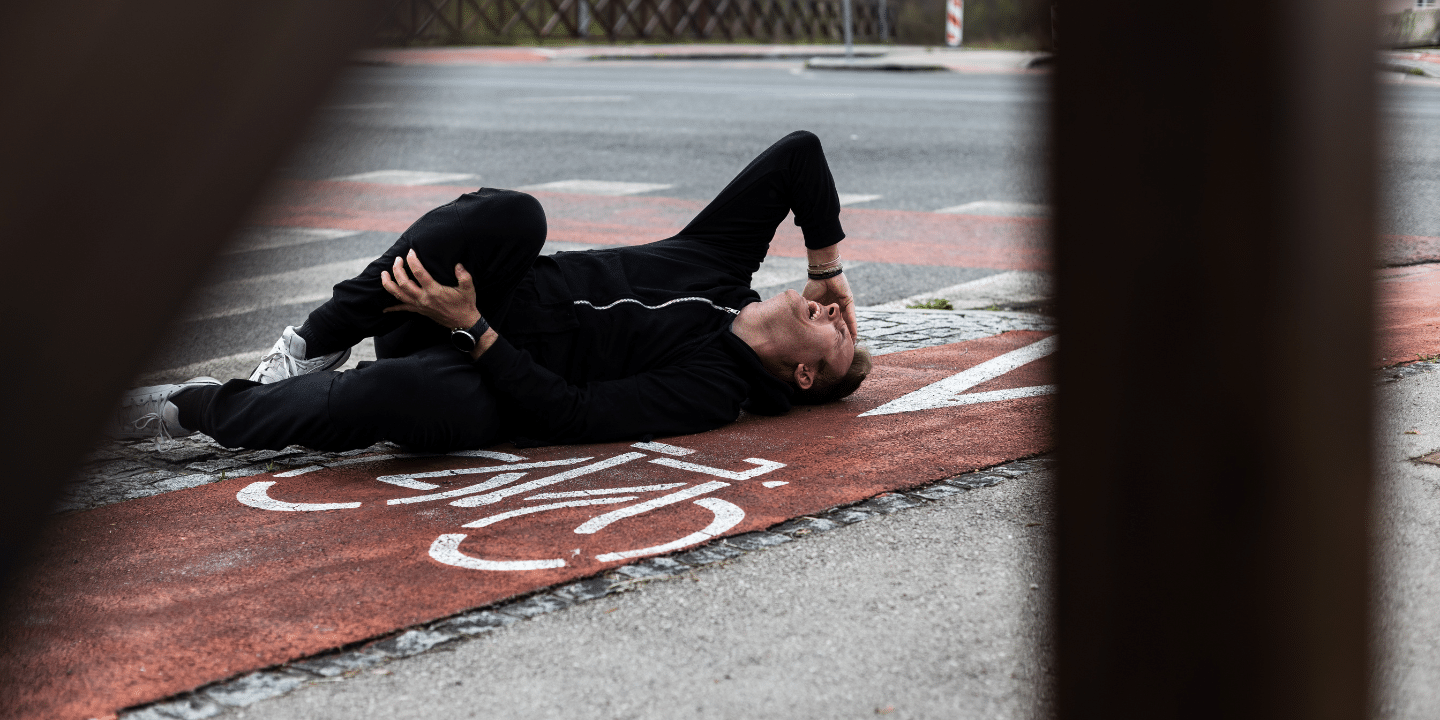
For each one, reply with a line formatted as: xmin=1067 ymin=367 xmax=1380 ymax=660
xmin=451 ymin=329 xmax=477 ymax=353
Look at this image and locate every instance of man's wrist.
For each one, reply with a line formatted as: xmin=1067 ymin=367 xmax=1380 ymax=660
xmin=469 ymin=328 xmax=498 ymax=361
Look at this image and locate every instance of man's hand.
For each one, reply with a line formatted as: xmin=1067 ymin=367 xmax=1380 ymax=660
xmin=381 ymin=249 xmax=482 ymax=330
xmin=803 ymin=272 xmax=859 ymax=341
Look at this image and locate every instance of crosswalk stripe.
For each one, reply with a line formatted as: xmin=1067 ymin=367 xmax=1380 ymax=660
xmin=186 ymin=256 xmax=373 ymax=321
xmin=516 ymin=179 xmax=673 ymax=196
xmin=838 ymin=193 xmax=881 ymax=206
xmin=329 ymin=170 xmax=478 ymax=186
xmin=935 ymin=200 xmax=1050 ymax=217
xmin=224 ymin=227 xmax=359 ymax=254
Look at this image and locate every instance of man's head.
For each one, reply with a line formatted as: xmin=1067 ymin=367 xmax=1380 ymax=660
xmin=732 ymin=289 xmax=871 ymax=404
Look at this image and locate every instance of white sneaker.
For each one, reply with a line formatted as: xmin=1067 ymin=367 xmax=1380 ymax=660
xmin=249 ymin=326 xmax=351 ymax=384
xmin=111 ymin=377 xmax=222 ymax=440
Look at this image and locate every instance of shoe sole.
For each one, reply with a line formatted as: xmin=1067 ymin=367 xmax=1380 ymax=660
xmin=250 ymin=346 xmax=353 ymax=383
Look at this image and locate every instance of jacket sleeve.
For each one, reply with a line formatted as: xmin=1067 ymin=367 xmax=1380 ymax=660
xmin=474 ymin=336 xmax=750 ymax=445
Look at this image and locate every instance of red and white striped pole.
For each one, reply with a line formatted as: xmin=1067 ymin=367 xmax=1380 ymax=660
xmin=945 ymin=0 xmax=963 ymax=47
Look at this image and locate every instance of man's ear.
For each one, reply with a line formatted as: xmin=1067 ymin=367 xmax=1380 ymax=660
xmin=793 ymin=363 xmax=815 ymax=390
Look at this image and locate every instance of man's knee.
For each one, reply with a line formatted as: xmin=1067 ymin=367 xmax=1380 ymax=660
xmin=777 ymin=130 xmax=823 ymax=155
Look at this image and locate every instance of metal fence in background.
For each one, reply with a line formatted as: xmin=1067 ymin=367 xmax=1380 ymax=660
xmin=377 ymin=0 xmax=893 ymax=45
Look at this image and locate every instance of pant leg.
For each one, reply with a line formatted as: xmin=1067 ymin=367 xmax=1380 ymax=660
xmin=185 ymin=347 xmax=502 ymax=452
xmin=303 ymin=188 xmax=547 ymax=357
xmin=678 ymin=130 xmax=845 ymax=253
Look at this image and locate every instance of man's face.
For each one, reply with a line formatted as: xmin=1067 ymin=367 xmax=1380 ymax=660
xmin=757 ymin=289 xmax=855 ymax=385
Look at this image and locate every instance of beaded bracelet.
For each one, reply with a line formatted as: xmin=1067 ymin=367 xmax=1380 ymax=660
xmin=807 ymin=255 xmax=843 ymax=270
xmin=808 ymin=266 xmax=844 ymax=280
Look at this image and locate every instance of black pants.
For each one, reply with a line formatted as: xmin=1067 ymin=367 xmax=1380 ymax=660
xmin=183 ymin=131 xmax=839 ymax=451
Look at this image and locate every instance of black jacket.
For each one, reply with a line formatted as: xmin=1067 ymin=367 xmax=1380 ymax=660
xmin=476 ymin=235 xmax=796 ymax=446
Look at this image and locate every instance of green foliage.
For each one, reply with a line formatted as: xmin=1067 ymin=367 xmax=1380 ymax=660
xmin=906 ymin=298 xmax=955 ymax=310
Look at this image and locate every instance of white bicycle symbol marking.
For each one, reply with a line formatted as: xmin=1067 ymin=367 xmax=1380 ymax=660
xmin=235 ymin=441 xmax=786 ymax=571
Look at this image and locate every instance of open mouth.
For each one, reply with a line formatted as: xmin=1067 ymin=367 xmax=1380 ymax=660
xmin=807 ymin=301 xmax=820 ymax=320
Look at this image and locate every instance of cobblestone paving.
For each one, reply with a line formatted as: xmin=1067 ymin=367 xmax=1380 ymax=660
xmin=857 ymin=308 xmax=1054 ymax=356
xmin=66 ymin=308 xmax=1054 ymax=514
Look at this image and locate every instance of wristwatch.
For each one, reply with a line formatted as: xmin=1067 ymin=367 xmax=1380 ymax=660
xmin=450 ymin=317 xmax=491 ymax=353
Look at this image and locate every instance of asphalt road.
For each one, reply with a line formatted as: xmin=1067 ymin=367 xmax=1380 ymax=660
xmin=141 ymin=62 xmax=1440 ymax=381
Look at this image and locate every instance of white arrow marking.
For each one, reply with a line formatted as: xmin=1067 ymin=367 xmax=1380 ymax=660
xmin=859 ymin=335 xmax=1058 ymax=417
xmin=236 ymin=481 xmax=360 ymax=512
xmin=595 ymin=497 xmax=746 ymax=562
xmin=428 ymin=534 xmax=565 ymax=572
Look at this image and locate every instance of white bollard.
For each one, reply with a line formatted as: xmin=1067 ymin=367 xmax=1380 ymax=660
xmin=945 ymin=0 xmax=963 ymax=47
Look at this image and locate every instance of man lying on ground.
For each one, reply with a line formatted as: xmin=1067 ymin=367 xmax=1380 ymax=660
xmin=112 ymin=131 xmax=872 ymax=452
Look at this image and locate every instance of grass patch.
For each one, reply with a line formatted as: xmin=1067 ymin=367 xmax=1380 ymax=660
xmin=906 ymin=298 xmax=954 ymax=310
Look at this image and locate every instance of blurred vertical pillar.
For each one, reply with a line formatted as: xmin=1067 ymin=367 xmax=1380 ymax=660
xmin=1054 ymin=1 xmax=1376 ymax=718
xmin=0 ymin=1 xmax=384 ymax=596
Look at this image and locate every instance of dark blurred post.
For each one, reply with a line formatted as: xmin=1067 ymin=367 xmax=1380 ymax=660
xmin=0 ymin=1 xmax=383 ymax=595
xmin=1054 ymin=0 xmax=1376 ymax=718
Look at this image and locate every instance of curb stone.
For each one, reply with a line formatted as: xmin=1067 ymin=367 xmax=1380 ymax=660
xmin=117 ymin=453 xmax=1055 ymax=719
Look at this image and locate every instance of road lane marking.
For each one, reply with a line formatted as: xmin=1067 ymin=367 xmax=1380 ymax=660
xmin=224 ymin=227 xmax=359 ymax=254
xmin=329 ymin=170 xmax=478 ymax=186
xmin=594 ymin=497 xmax=745 ymax=562
xmin=648 ymin=457 xmax=786 ymax=481
xmin=506 ymin=95 xmax=632 ymax=104
xmin=387 ymin=473 xmax=528 ymax=504
xmin=449 ymin=453 xmax=647 ymax=507
xmin=935 ymin=200 xmax=1050 ymax=217
xmin=574 ymin=481 xmax=730 ymax=534
xmin=515 ymin=180 xmax=673 ymax=196
xmin=630 ymin=441 xmax=694 ymax=456
xmin=526 ymin=483 xmax=687 ymax=500
xmin=859 ymin=335 xmax=1057 ymax=416
xmin=461 ymin=497 xmax=638 ymax=529
xmin=236 ymin=482 xmax=361 ymax=512
xmin=185 ymin=256 xmax=374 ymax=321
xmin=376 ymin=457 xmax=591 ymax=490
xmin=428 ymin=534 xmax=565 ymax=572
xmin=838 ymin=193 xmax=881 ymax=206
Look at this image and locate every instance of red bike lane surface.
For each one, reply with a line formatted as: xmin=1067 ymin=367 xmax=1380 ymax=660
xmin=1 ymin=331 xmax=1053 ymax=720
xmin=1379 ymin=263 xmax=1440 ymax=366
xmin=251 ymin=180 xmax=1051 ymax=271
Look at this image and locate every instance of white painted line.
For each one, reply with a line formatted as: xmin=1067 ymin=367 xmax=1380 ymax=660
xmin=185 ymin=256 xmax=373 ymax=321
xmin=375 ymin=457 xmax=591 ymax=488
xmin=762 ymin=481 xmax=789 ymax=488
xmin=574 ymin=481 xmax=730 ymax=535
xmin=943 ymin=385 xmax=1057 ymax=406
xmin=507 ymin=95 xmax=633 ymax=104
xmin=527 ymin=483 xmax=686 ymax=500
xmin=935 ymin=200 xmax=1050 ymax=217
xmin=329 ymin=170 xmax=478 ymax=186
xmin=866 ymin=270 xmax=1053 ymax=311
xmin=631 ymin=441 xmax=695 ymax=456
xmin=224 ymin=227 xmax=359 ymax=254
xmin=749 ymin=256 xmax=867 ymax=290
xmin=275 ymin=465 xmax=324 ymax=478
xmin=859 ymin=335 xmax=1058 ymax=417
xmin=515 ymin=180 xmax=673 ymax=196
xmin=429 ymin=534 xmax=565 ymax=572
xmin=648 ymin=457 xmax=786 ymax=481
xmin=595 ymin=497 xmax=745 ymax=562
xmin=448 ymin=449 xmax=526 ymax=462
xmin=236 ymin=481 xmax=361 ymax=512
xmin=450 ymin=453 xmax=647 ymax=507
xmin=387 ymin=473 xmax=528 ymax=504
xmin=838 ymin=193 xmax=882 ymax=206
xmin=461 ymin=497 xmax=638 ymax=529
